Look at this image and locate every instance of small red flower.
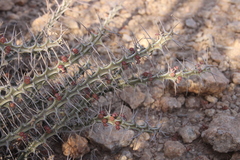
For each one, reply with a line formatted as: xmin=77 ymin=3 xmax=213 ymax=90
xmin=24 ymin=76 xmax=31 ymax=84
xmin=169 ymin=72 xmax=175 ymax=77
xmin=142 ymin=72 xmax=153 ymax=81
xmin=48 ymin=97 xmax=54 ymax=101
xmin=71 ymin=81 xmax=76 ymax=86
xmin=109 ymin=116 xmax=115 ymax=121
xmin=58 ymin=65 xmax=66 ymax=73
xmin=112 ymin=113 xmax=118 ymax=118
xmin=58 ymin=65 xmax=64 ymax=69
xmin=142 ymin=72 xmax=149 ymax=77
xmin=72 ymin=48 xmax=79 ymax=54
xmin=115 ymin=125 xmax=120 ymax=130
xmin=129 ymin=48 xmax=135 ymax=54
xmin=121 ymin=61 xmax=128 ymax=70
xmin=176 ymin=76 xmax=182 ymax=83
xmin=0 ymin=36 xmax=6 ymax=43
xmin=44 ymin=126 xmax=52 ymax=134
xmin=55 ymin=93 xmax=62 ymax=101
xmin=19 ymin=132 xmax=28 ymax=141
xmin=174 ymin=66 xmax=179 ymax=70
xmin=106 ymin=79 xmax=112 ymax=84
xmin=91 ymin=93 xmax=99 ymax=100
xmin=61 ymin=55 xmax=68 ymax=62
xmin=9 ymin=102 xmax=15 ymax=108
xmin=102 ymin=118 xmax=108 ymax=126
xmin=115 ymin=121 xmax=121 ymax=126
xmin=135 ymin=55 xmax=141 ymax=64
xmin=5 ymin=46 xmax=11 ymax=54
xmin=122 ymin=61 xmax=127 ymax=65
xmin=98 ymin=113 xmax=104 ymax=119
xmin=100 ymin=110 xmax=106 ymax=116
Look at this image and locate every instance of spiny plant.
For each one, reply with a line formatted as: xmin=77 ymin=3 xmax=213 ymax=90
xmin=0 ymin=0 xmax=209 ymax=159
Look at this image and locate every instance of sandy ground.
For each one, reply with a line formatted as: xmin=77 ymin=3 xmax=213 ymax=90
xmin=1 ymin=0 xmax=240 ymax=160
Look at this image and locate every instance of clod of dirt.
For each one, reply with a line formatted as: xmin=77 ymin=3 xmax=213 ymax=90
xmin=131 ymin=132 xmax=150 ymax=151
xmin=160 ymin=96 xmax=182 ymax=112
xmin=163 ymin=140 xmax=186 ymax=159
xmin=0 ymin=1 xmax=14 ymax=11
xmin=232 ymin=72 xmax=240 ymax=84
xmin=185 ymin=96 xmax=201 ymax=109
xmin=62 ymin=134 xmax=90 ymax=159
xmin=88 ymin=123 xmax=135 ymax=153
xmin=202 ymin=113 xmax=240 ymax=153
xmin=178 ymin=126 xmax=200 ymax=143
xmin=177 ymin=67 xmax=229 ymax=94
xmin=119 ymin=86 xmax=146 ymax=109
xmin=231 ymin=152 xmax=240 ymax=160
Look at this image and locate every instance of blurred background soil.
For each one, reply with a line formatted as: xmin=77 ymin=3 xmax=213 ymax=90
xmin=1 ymin=0 xmax=240 ymax=160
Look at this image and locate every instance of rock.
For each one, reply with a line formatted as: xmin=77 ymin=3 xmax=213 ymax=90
xmin=143 ymin=93 xmax=155 ymax=106
xmin=205 ymin=109 xmax=216 ymax=117
xmin=226 ymin=40 xmax=240 ymax=70
xmin=218 ymin=1 xmax=231 ymax=12
xmin=205 ymin=95 xmax=218 ymax=103
xmin=62 ymin=134 xmax=90 ymax=159
xmin=14 ymin=0 xmax=28 ymax=5
xmin=157 ymin=144 xmax=164 ymax=152
xmin=88 ymin=123 xmax=134 ymax=153
xmin=63 ymin=19 xmax=79 ymax=29
xmin=122 ymin=34 xmax=132 ymax=42
xmin=177 ymin=95 xmax=186 ymax=106
xmin=119 ymin=86 xmax=145 ymax=109
xmin=178 ymin=126 xmax=200 ymax=143
xmin=131 ymin=133 xmax=150 ymax=151
xmin=31 ymin=14 xmax=51 ymax=33
xmin=119 ymin=149 xmax=133 ymax=160
xmin=139 ymin=149 xmax=152 ymax=160
xmin=228 ymin=21 xmax=240 ymax=33
xmin=231 ymin=152 xmax=240 ymax=160
xmin=210 ymin=47 xmax=224 ymax=63
xmin=185 ymin=96 xmax=201 ymax=109
xmin=185 ymin=18 xmax=197 ymax=28
xmin=194 ymin=155 xmax=210 ymax=160
xmin=154 ymin=153 xmax=166 ymax=160
xmin=177 ymin=67 xmax=229 ymax=94
xmin=164 ymin=140 xmax=186 ymax=159
xmin=188 ymin=111 xmax=205 ymax=123
xmin=176 ymin=51 xmax=193 ymax=61
xmin=113 ymin=105 xmax=133 ymax=121
xmin=160 ymin=96 xmax=182 ymax=112
xmin=0 ymin=1 xmax=14 ymax=11
xmin=202 ymin=113 xmax=240 ymax=153
xmin=150 ymin=80 xmax=165 ymax=100
xmin=7 ymin=13 xmax=20 ymax=20
xmin=232 ymin=72 xmax=240 ymax=84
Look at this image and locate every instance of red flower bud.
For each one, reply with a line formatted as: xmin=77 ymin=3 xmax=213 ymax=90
xmin=129 ymin=48 xmax=135 ymax=54
xmin=115 ymin=121 xmax=121 ymax=126
xmin=109 ymin=116 xmax=115 ymax=121
xmin=0 ymin=36 xmax=6 ymax=43
xmin=115 ymin=125 xmax=120 ymax=130
xmin=72 ymin=48 xmax=79 ymax=54
xmin=61 ymin=55 xmax=68 ymax=62
xmin=44 ymin=126 xmax=52 ymax=134
xmin=24 ymin=76 xmax=31 ymax=84
xmin=55 ymin=93 xmax=62 ymax=101
xmin=169 ymin=72 xmax=175 ymax=77
xmin=5 ymin=46 xmax=11 ymax=54
xmin=9 ymin=102 xmax=15 ymax=108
